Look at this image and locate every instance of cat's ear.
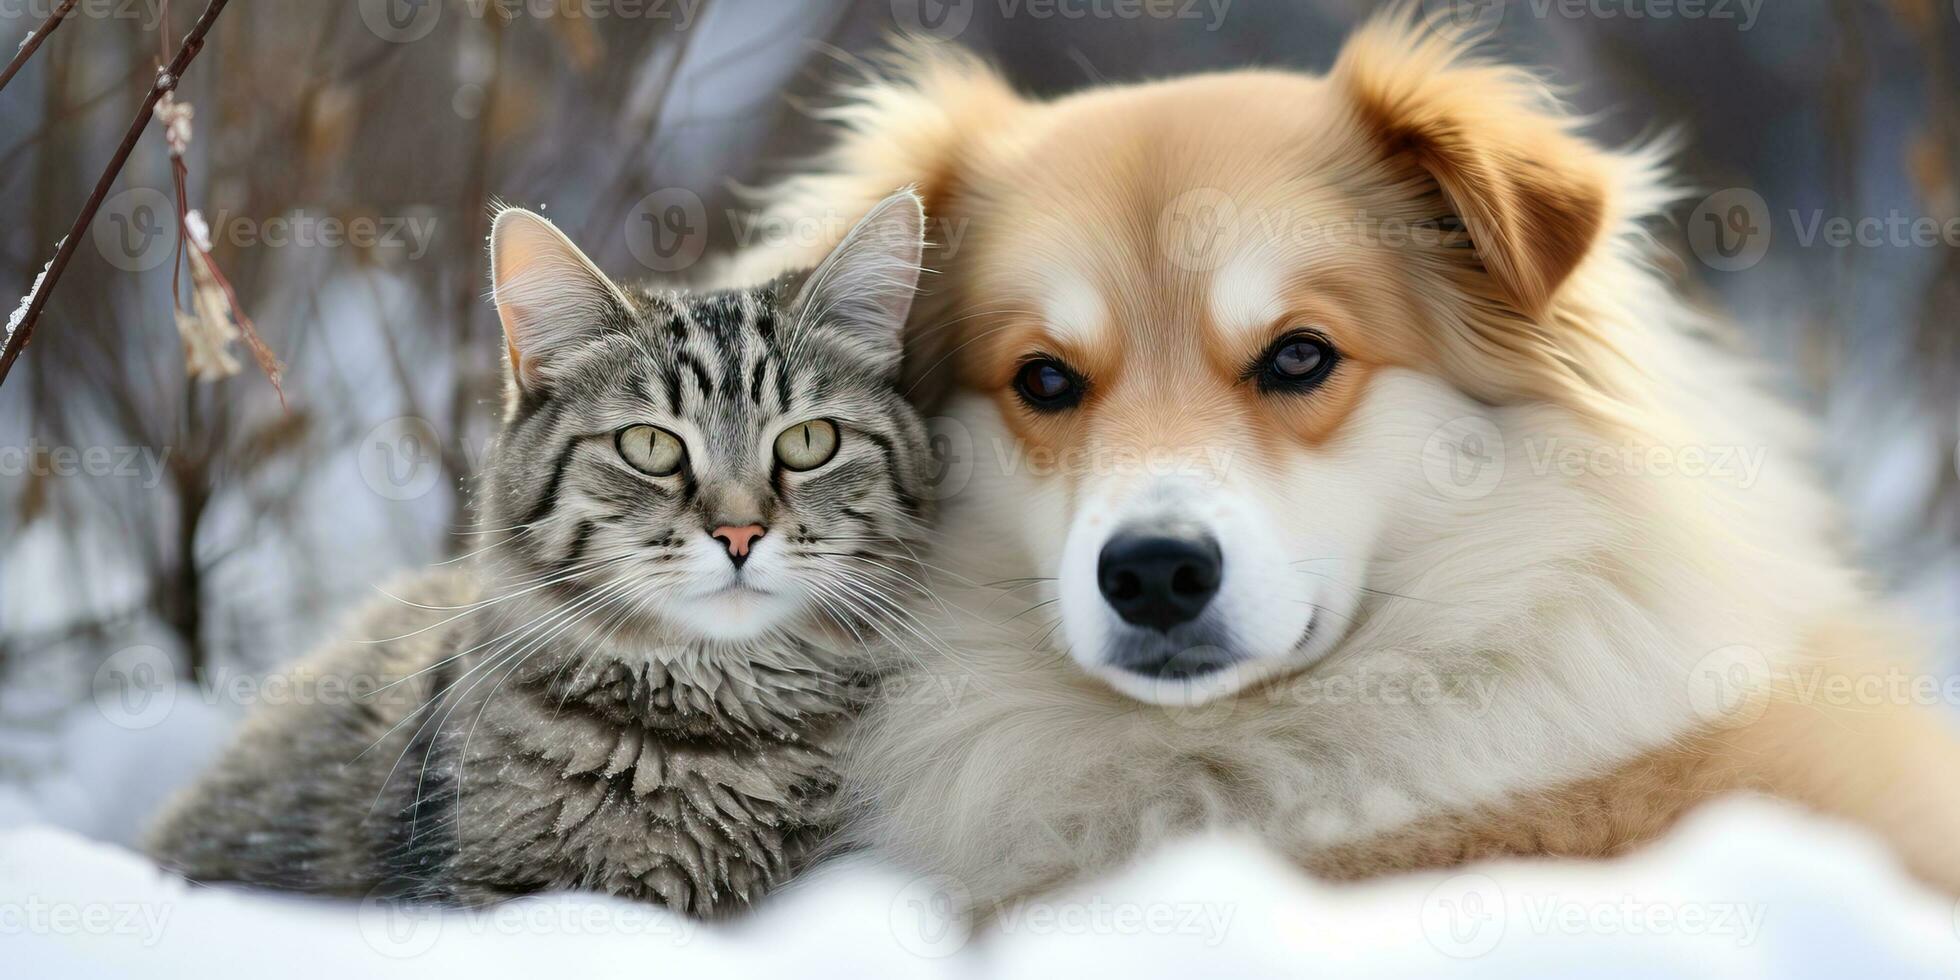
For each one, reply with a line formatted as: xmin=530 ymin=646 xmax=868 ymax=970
xmin=790 ymin=188 xmax=927 ymax=377
xmin=490 ymin=207 xmax=632 ymax=392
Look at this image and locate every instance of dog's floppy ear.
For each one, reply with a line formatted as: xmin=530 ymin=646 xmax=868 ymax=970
xmin=1332 ymin=15 xmax=1611 ymax=319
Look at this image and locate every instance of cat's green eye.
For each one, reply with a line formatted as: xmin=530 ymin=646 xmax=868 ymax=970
xmin=774 ymin=419 xmax=839 ymax=472
xmin=616 ymin=424 xmax=686 ymax=477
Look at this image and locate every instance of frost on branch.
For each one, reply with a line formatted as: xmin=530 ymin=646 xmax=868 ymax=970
xmin=6 ymin=238 xmax=63 ymax=346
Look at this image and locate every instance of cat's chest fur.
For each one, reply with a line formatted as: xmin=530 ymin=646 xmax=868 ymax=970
xmin=399 ymin=604 xmax=865 ymax=916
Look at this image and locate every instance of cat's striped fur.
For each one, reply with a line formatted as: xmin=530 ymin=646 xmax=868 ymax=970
xmin=146 ymin=191 xmax=933 ymax=916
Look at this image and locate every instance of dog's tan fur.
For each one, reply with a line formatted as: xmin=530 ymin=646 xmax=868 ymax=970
xmin=1309 ymin=634 xmax=1960 ymax=890
xmin=744 ymin=12 xmax=1960 ymax=908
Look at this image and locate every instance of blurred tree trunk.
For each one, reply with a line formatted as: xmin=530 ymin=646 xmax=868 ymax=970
xmin=444 ymin=13 xmax=507 ymax=546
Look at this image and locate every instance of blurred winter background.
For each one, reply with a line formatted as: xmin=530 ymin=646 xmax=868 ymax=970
xmin=0 ymin=0 xmax=1957 ymax=972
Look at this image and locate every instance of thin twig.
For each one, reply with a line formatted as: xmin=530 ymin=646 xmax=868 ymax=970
xmin=0 ymin=0 xmax=79 ymax=97
xmin=0 ymin=59 xmax=150 ymax=174
xmin=0 ymin=0 xmax=233 ymax=390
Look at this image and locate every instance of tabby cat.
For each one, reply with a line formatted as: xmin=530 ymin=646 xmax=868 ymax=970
xmin=145 ymin=190 xmax=934 ymax=916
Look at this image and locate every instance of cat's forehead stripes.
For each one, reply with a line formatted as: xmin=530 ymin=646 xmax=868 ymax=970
xmin=624 ymin=285 xmax=793 ymax=417
xmin=514 ymin=274 xmax=920 ymax=513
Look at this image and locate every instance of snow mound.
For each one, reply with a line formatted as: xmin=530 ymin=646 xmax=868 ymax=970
xmin=3 ymin=796 xmax=1956 ymax=978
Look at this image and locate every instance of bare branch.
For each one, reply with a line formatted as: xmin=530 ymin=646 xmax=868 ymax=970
xmin=0 ymin=0 xmax=79 ymax=97
xmin=0 ymin=0 xmax=233 ymax=391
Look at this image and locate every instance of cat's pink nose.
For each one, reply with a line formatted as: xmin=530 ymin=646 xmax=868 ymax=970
xmin=711 ymin=524 xmax=766 ymax=561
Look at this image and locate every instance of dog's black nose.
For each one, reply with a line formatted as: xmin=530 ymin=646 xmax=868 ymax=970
xmin=1097 ymin=533 xmax=1221 ymax=633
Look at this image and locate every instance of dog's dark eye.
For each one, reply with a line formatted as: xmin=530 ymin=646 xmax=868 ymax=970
xmin=1255 ymin=333 xmax=1338 ymax=392
xmin=1273 ymin=340 xmax=1325 ymax=377
xmin=1014 ymin=358 xmax=1084 ymax=411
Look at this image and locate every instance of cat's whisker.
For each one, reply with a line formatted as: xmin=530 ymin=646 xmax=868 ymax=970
xmin=972 ymin=579 xmax=1059 ymax=616
xmin=1287 ymin=562 xmax=1443 ymax=606
xmin=806 ymin=537 xmax=977 ymax=588
xmin=454 ymin=578 xmax=643 ymax=808
xmin=451 ymin=518 xmax=543 ymax=538
xmin=356 ymin=585 xmax=593 ymax=784
xmin=353 ymin=607 xmax=524 ymax=769
xmin=804 ymin=551 xmax=942 ymax=609
xmin=361 ymin=555 xmax=640 ymax=680
xmin=430 ymin=524 xmax=537 ymax=566
xmin=1032 ymin=613 xmax=1070 ymax=652
xmin=367 ymin=553 xmax=633 ymax=617
xmin=905 ymin=318 xmax=1038 ymax=400
xmin=980 ymin=576 xmax=1060 ymax=588
xmin=801 ymin=581 xmax=874 ymax=651
xmin=362 ymin=577 xmax=634 ymax=825
xmin=357 ymin=561 xmax=626 ymax=648
xmin=1003 ymin=596 xmax=1061 ymax=624
xmin=815 ymin=567 xmax=952 ymax=657
xmin=1291 ymin=598 xmax=1359 ymax=629
xmin=905 ymin=302 xmax=1046 ymax=344
xmin=392 ymin=579 xmax=638 ymax=837
xmin=547 ymin=580 xmax=664 ymax=720
xmin=806 ymin=572 xmax=929 ymax=658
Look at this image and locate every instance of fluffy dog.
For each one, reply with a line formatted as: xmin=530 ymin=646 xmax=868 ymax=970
xmin=745 ymin=12 xmax=1960 ymax=911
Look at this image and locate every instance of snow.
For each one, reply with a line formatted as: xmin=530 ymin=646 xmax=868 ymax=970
xmin=4 ymin=237 xmax=63 ymax=345
xmin=3 ymin=800 xmax=1957 ymax=977
xmin=3 ymin=682 xmax=1958 ymax=977
xmin=0 ymin=685 xmax=234 ymax=848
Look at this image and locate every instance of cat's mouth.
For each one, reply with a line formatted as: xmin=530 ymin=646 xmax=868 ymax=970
xmin=698 ymin=583 xmax=773 ymax=599
xmin=663 ymin=580 xmax=804 ymax=643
